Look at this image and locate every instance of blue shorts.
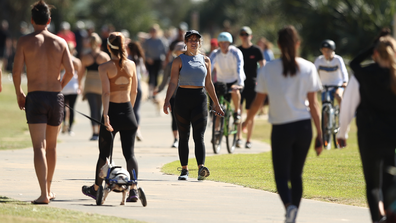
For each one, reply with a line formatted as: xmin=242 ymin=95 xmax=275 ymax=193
xmin=321 ymin=87 xmax=344 ymax=102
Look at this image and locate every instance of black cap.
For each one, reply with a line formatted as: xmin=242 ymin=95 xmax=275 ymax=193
xmin=185 ymin=30 xmax=202 ymax=39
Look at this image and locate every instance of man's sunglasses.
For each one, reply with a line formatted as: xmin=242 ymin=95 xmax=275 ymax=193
xmin=240 ymin=33 xmax=249 ymax=37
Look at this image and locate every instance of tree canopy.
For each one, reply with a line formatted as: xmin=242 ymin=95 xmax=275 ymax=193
xmin=1 ymin=0 xmax=395 ymax=58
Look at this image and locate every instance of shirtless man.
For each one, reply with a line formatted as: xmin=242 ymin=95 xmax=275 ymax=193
xmin=12 ymin=0 xmax=74 ymax=204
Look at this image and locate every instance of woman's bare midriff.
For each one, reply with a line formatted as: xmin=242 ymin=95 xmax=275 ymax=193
xmin=179 ymin=85 xmax=203 ymax=89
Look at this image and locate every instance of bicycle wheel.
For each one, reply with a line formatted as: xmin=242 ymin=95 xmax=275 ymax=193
xmin=321 ymin=104 xmax=332 ymax=150
xmin=332 ymin=105 xmax=340 ymax=149
xmin=225 ymin=110 xmax=237 ymax=154
xmin=96 ymin=185 xmax=104 ymax=205
xmin=212 ymin=114 xmax=224 ymax=154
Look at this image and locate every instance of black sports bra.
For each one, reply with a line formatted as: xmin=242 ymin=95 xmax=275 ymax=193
xmin=86 ymin=53 xmax=100 ymax=71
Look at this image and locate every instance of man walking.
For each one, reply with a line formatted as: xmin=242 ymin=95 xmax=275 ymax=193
xmin=12 ymin=0 xmax=74 ymax=204
xmin=237 ymin=26 xmax=265 ymax=148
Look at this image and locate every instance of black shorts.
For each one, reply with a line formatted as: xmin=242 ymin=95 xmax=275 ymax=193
xmin=241 ymin=86 xmax=256 ymax=110
xmin=215 ymin=80 xmax=242 ymax=102
xmin=25 ymin=91 xmax=64 ymax=126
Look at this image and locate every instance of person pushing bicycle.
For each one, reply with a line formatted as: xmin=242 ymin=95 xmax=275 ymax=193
xmin=314 ymin=39 xmax=348 ymax=105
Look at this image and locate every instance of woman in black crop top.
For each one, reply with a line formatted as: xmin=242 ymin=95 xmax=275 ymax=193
xmin=80 ymin=32 xmax=110 ymax=140
xmin=348 ymin=32 xmax=396 ymax=223
xmin=82 ymin=32 xmax=140 ymax=203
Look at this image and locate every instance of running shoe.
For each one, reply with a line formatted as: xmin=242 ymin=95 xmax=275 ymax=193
xmin=245 ymin=142 xmax=252 ymax=149
xmin=285 ymin=205 xmax=298 ymax=223
xmin=233 ymin=112 xmax=241 ymax=124
xmin=236 ymin=139 xmax=242 ymax=148
xmin=198 ymin=166 xmax=210 ymax=181
xmin=90 ymin=134 xmax=99 ymax=141
xmin=171 ymin=139 xmax=179 ymax=148
xmin=126 ymin=188 xmax=138 ymax=202
xmin=82 ymin=185 xmax=97 ymax=200
xmin=178 ymin=168 xmax=189 ymax=180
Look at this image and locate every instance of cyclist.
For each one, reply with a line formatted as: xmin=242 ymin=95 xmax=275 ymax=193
xmin=314 ymin=39 xmax=348 ymax=105
xmin=210 ymin=32 xmax=245 ymax=124
xmin=237 ymin=26 xmax=265 ymax=149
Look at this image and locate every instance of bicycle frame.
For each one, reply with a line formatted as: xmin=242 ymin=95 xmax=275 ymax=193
xmin=211 ymin=93 xmax=238 ymax=154
xmin=321 ymin=85 xmax=341 ymax=149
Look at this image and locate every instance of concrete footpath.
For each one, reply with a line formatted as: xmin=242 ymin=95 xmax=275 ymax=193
xmin=0 ymin=93 xmax=371 ymax=223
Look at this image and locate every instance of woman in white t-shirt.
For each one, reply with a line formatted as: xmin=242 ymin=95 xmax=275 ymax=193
xmin=242 ymin=25 xmax=323 ymax=223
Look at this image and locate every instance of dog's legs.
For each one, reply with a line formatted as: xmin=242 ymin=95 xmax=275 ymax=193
xmin=102 ymin=185 xmax=110 ymax=205
xmin=121 ymin=186 xmax=129 ymax=205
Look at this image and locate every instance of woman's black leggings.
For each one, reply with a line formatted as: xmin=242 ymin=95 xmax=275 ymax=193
xmin=174 ymin=88 xmax=208 ymax=166
xmin=85 ymin=93 xmax=102 ymax=127
xmin=271 ymin=119 xmax=312 ymax=208
xmin=170 ymin=97 xmax=177 ymax=131
xmin=133 ymin=79 xmax=142 ymax=125
xmin=95 ymin=102 xmax=138 ymax=186
xmin=63 ymin=94 xmax=78 ymax=130
xmin=358 ymin=131 xmax=395 ymax=222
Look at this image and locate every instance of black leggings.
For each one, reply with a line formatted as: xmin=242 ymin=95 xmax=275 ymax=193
xmin=133 ymin=79 xmax=142 ymax=125
xmin=85 ymin=93 xmax=102 ymax=126
xmin=271 ymin=119 xmax=312 ymax=208
xmin=170 ymin=97 xmax=177 ymax=131
xmin=174 ymin=88 xmax=208 ymax=166
xmin=63 ymin=94 xmax=78 ymax=130
xmin=95 ymin=102 xmax=138 ymax=186
xmin=146 ymin=59 xmax=162 ymax=87
xmin=358 ymin=131 xmax=395 ymax=222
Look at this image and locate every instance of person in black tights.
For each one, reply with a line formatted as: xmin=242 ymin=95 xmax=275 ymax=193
xmin=243 ymin=26 xmax=323 ymax=223
xmin=338 ymin=30 xmax=396 ymax=223
xmin=163 ymin=30 xmax=224 ymax=181
xmin=82 ymin=32 xmax=139 ymax=202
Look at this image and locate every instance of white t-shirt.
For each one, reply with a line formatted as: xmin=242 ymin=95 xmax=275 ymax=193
xmin=209 ymin=45 xmax=246 ymax=86
xmin=256 ymin=58 xmax=322 ymax=124
xmin=314 ymin=54 xmax=348 ymax=86
xmin=61 ymin=70 xmax=79 ymax=95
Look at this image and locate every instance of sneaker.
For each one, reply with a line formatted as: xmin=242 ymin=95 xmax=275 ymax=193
xmin=285 ymin=205 xmax=298 ymax=223
xmin=82 ymin=185 xmax=97 ymax=200
xmin=171 ymin=139 xmax=179 ymax=148
xmin=236 ymin=139 xmax=242 ymax=148
xmin=233 ymin=112 xmax=241 ymax=124
xmin=245 ymin=142 xmax=252 ymax=149
xmin=198 ymin=166 xmax=210 ymax=181
xmin=90 ymin=134 xmax=99 ymax=141
xmin=126 ymin=188 xmax=138 ymax=202
xmin=178 ymin=168 xmax=189 ymax=180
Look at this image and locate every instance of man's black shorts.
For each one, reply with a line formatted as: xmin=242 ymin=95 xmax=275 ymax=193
xmin=25 ymin=91 xmax=64 ymax=126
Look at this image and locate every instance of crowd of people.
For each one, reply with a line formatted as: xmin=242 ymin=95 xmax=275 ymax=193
xmin=4 ymin=0 xmax=396 ymax=222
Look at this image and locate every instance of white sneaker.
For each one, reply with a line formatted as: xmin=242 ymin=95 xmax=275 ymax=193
xmin=171 ymin=139 xmax=178 ymax=148
xmin=285 ymin=205 xmax=298 ymax=223
xmin=236 ymin=139 xmax=242 ymax=148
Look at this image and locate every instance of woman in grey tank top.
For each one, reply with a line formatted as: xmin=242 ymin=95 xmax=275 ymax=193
xmin=163 ymin=30 xmax=224 ymax=181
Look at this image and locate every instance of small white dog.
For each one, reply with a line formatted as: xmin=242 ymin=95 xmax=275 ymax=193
xmin=98 ymin=158 xmax=131 ymax=205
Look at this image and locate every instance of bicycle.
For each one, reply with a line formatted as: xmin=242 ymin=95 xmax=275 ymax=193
xmin=321 ymin=85 xmax=341 ymax=150
xmin=211 ymin=83 xmax=238 ymax=154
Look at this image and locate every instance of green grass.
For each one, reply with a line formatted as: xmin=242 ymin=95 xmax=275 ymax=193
xmin=0 ymin=81 xmax=31 ymax=150
xmin=162 ymin=117 xmax=367 ymax=207
xmin=0 ymin=196 xmax=144 ymax=223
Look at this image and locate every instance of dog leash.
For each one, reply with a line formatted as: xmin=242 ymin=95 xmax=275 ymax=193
xmin=65 ymin=104 xmax=115 ymax=163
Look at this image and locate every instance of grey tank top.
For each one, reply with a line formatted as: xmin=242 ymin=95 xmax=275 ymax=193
xmin=178 ymin=54 xmax=207 ymax=87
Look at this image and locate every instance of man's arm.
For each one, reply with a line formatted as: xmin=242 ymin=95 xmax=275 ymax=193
xmin=235 ymin=49 xmax=245 ymax=86
xmin=12 ymin=37 xmax=26 ymax=110
xmin=60 ymin=41 xmax=74 ymax=89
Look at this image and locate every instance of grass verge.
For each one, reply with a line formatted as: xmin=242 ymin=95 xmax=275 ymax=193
xmin=0 ymin=196 xmax=144 ymax=223
xmin=162 ymin=117 xmax=367 ymax=207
